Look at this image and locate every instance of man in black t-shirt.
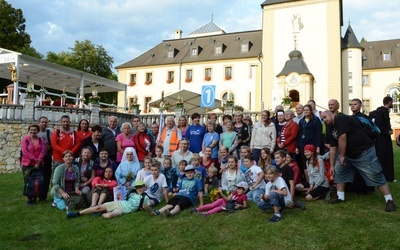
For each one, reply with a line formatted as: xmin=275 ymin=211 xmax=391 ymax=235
xmin=321 ymin=111 xmax=395 ymax=212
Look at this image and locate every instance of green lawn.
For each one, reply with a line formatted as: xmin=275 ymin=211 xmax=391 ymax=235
xmin=1 ymin=145 xmax=399 ymax=250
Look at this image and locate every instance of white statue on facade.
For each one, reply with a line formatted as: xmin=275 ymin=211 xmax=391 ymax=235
xmin=292 ymin=13 xmax=304 ymax=33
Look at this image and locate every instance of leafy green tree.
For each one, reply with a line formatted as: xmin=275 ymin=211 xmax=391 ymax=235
xmin=361 ymin=37 xmax=367 ymax=43
xmin=0 ymin=0 xmax=42 ymax=58
xmin=46 ymin=40 xmax=117 ymax=103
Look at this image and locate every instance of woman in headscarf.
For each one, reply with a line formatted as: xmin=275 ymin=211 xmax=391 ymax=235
xmin=115 ymin=147 xmax=141 ymax=187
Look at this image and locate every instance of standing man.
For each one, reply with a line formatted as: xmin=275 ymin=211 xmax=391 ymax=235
xmin=307 ymin=100 xmax=322 ymax=120
xmin=321 ymin=111 xmax=395 ymax=212
xmin=37 ymin=116 xmax=53 ymax=201
xmin=51 ymin=115 xmax=81 ymax=168
xmin=328 ymin=99 xmax=340 ymax=114
xmin=101 ymin=116 xmax=121 ymax=162
xmin=293 ymin=103 xmax=304 ymax=124
xmin=131 ymin=116 xmax=140 ymax=135
xmin=374 ymin=96 xmax=395 ymax=182
xmin=185 ymin=113 xmax=206 ymax=154
xmin=158 ymin=116 xmax=182 ymax=157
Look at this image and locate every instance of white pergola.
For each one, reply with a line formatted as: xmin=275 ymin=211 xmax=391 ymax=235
xmin=0 ymin=47 xmax=127 ymax=106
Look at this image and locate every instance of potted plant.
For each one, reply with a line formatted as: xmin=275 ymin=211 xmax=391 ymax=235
xmin=166 ymin=79 xmax=173 ymax=84
xmin=185 ymin=78 xmax=192 ymax=83
xmin=89 ymin=95 xmax=101 ymax=104
xmin=204 ymin=76 xmax=211 ymax=81
xmin=129 ymin=82 xmax=136 ymax=87
xmin=42 ymin=97 xmax=52 ymax=106
xmin=145 ymin=80 xmax=152 ymax=85
xmin=225 ymin=75 xmax=232 ymax=80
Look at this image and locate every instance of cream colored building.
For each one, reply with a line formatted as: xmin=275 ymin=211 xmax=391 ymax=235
xmin=117 ymin=0 xmax=400 ymax=131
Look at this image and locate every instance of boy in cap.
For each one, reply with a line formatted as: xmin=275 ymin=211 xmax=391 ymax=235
xmin=67 ymin=180 xmax=149 ymax=219
xmin=144 ymin=165 xmax=203 ymax=217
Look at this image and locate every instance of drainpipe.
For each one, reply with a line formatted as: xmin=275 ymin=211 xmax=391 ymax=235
xmin=258 ymin=51 xmax=263 ymax=110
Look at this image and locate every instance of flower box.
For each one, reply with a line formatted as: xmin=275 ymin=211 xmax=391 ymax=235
xmin=204 ymin=76 xmax=211 ymax=81
xmin=225 ymin=75 xmax=232 ymax=80
xmin=145 ymin=80 xmax=152 ymax=85
xmin=129 ymin=82 xmax=136 ymax=87
xmin=166 ymin=79 xmax=173 ymax=84
xmin=185 ymin=78 xmax=192 ymax=83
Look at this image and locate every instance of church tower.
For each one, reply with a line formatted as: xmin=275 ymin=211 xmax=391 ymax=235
xmin=342 ymin=24 xmax=363 ymax=114
xmin=261 ymin=0 xmax=343 ymax=110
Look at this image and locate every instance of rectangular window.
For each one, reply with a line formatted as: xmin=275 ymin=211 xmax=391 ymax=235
xmin=191 ymin=48 xmax=197 ymax=56
xmin=383 ymin=52 xmax=391 ymax=61
xmin=145 ymin=72 xmax=152 ymax=84
xmin=349 ymin=86 xmax=353 ymax=93
xmin=167 ymin=71 xmax=174 ymax=83
xmin=241 ymin=43 xmax=249 ymax=52
xmin=167 ymin=50 xmax=174 ymax=58
xmin=144 ymin=97 xmax=152 ymax=112
xmin=348 ymin=72 xmax=352 ymax=80
xmin=186 ymin=69 xmax=193 ymax=82
xmin=348 ymin=50 xmax=352 ymax=58
xmin=205 ymin=68 xmax=212 ymax=81
xmin=215 ymin=46 xmax=222 ymax=54
xmin=250 ymin=64 xmax=257 ymax=78
xmin=362 ymin=75 xmax=369 ymax=86
xmin=362 ymin=99 xmax=371 ymax=114
xmin=225 ymin=66 xmax=232 ymax=80
xmin=130 ymin=73 xmax=136 ymax=84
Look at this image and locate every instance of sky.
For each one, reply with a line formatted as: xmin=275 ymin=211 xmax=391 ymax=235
xmin=9 ymin=0 xmax=400 ymax=70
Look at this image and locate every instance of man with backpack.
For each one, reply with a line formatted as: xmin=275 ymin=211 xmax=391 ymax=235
xmin=51 ymin=115 xmax=81 ymax=168
xmin=37 ymin=116 xmax=53 ymax=202
xmin=321 ymin=111 xmax=396 ymax=212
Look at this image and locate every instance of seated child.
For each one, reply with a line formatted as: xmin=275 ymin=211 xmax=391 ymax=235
xmin=144 ymin=165 xmax=203 ymax=218
xmin=285 ymin=152 xmax=301 ymax=186
xmin=174 ymin=160 xmax=187 ymax=193
xmin=161 ymin=157 xmax=177 ymax=196
xmin=257 ymin=166 xmax=292 ymax=222
xmin=192 ymin=153 xmax=207 ymax=191
xmin=144 ymin=160 xmax=168 ymax=206
xmin=295 ymin=144 xmax=330 ymax=201
xmin=192 ymin=181 xmax=248 ymax=217
xmin=243 ymin=154 xmax=265 ymax=203
xmin=204 ymin=166 xmax=219 ymax=195
xmin=218 ymin=146 xmax=229 ymax=174
xmin=135 ymin=156 xmax=153 ymax=181
xmin=221 ymin=156 xmax=245 ymax=192
xmin=66 ymin=180 xmax=149 ymax=219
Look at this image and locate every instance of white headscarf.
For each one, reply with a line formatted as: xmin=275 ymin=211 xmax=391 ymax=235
xmin=121 ymin=147 xmax=139 ymax=163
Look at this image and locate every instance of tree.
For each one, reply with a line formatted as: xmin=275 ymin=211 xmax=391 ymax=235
xmin=0 ymin=0 xmax=41 ymax=58
xmin=46 ymin=40 xmax=114 ymax=78
xmin=361 ymin=37 xmax=367 ymax=43
xmin=46 ymin=40 xmax=117 ymax=103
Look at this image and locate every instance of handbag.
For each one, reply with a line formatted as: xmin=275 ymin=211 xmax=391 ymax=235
xmin=66 ymin=193 xmax=88 ymax=210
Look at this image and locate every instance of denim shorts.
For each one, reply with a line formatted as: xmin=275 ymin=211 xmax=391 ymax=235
xmin=334 ymin=146 xmax=387 ymax=187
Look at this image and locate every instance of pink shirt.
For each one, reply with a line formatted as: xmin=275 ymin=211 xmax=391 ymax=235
xmin=21 ymin=135 xmax=46 ymax=167
xmin=115 ymin=134 xmax=135 ymax=162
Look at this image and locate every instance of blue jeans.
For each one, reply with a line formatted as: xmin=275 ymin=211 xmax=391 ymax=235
xmin=252 ymin=149 xmax=261 ymax=163
xmin=54 ymin=197 xmax=66 ymax=210
xmin=246 ymin=188 xmax=264 ymax=203
xmin=257 ymin=192 xmax=285 ymax=211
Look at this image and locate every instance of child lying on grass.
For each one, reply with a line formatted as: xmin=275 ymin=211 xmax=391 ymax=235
xmin=66 ymin=180 xmax=149 ymax=219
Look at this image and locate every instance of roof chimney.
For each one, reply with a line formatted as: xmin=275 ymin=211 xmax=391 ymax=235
xmin=175 ymin=30 xmax=183 ymax=39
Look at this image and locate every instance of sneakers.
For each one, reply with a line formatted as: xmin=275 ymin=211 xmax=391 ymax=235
xmin=162 ymin=209 xmax=170 ymax=218
xmin=268 ymin=214 xmax=282 ymax=222
xmin=51 ymin=201 xmax=57 ymax=207
xmin=329 ymin=197 xmax=345 ymax=204
xmin=189 ymin=208 xmax=197 ymax=214
xmin=66 ymin=211 xmax=79 ymax=218
xmin=143 ymin=204 xmax=158 ymax=216
xmin=385 ymin=200 xmax=396 ymax=212
xmin=294 ymin=201 xmax=306 ymax=210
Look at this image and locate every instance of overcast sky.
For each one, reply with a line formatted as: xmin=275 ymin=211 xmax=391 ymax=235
xmin=10 ymin=0 xmax=400 ymax=70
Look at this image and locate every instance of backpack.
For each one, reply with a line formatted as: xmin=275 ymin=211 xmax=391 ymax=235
xmin=316 ymin=159 xmax=333 ymax=186
xmin=24 ymin=169 xmax=44 ymax=198
xmin=369 ymin=109 xmax=378 ymax=123
xmin=355 ymin=115 xmax=381 ymax=139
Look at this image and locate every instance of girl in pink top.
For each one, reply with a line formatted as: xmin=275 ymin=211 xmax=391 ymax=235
xmin=90 ymin=166 xmax=118 ymax=206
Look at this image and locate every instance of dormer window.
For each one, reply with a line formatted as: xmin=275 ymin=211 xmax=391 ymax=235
xmin=190 ymin=45 xmax=202 ymax=57
xmin=191 ymin=48 xmax=198 ymax=56
xmin=241 ymin=40 xmax=253 ymax=53
xmin=167 ymin=48 xmax=179 ymax=58
xmin=214 ymin=42 xmax=226 ymax=55
xmin=383 ymin=52 xmax=391 ymax=61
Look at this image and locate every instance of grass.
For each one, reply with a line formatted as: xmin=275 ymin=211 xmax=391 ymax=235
xmin=1 ymin=144 xmax=399 ymax=250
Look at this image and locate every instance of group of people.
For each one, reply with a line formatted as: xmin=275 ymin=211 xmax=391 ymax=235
xmin=20 ymin=96 xmax=396 ymax=222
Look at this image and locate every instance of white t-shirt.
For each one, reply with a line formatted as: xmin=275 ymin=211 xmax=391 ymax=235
xmin=265 ymin=176 xmax=292 ymax=206
xmin=244 ymin=165 xmax=266 ymax=190
xmin=144 ymin=174 xmax=168 ymax=202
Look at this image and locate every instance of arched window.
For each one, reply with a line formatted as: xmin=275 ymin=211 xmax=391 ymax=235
xmin=386 ymin=86 xmax=400 ymax=113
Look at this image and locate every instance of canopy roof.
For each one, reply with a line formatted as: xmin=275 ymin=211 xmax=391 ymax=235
xmin=0 ymin=48 xmax=127 ymax=102
xmin=149 ymin=89 xmax=222 ymax=114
